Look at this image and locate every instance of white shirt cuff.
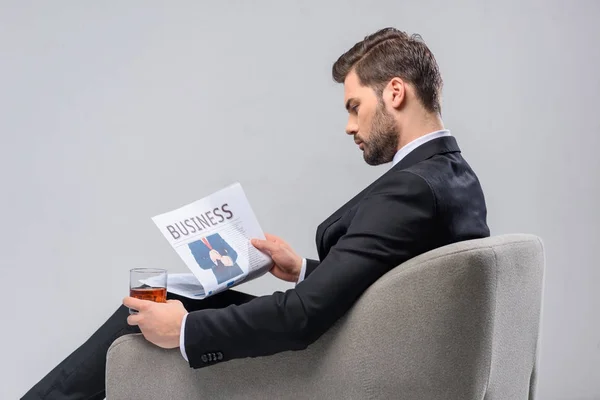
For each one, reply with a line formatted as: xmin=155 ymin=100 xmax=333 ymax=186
xmin=180 ymin=313 xmax=189 ymax=362
xmin=296 ymin=258 xmax=307 ymax=285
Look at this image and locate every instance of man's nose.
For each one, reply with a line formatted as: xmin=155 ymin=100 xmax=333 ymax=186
xmin=345 ymin=118 xmax=358 ymax=136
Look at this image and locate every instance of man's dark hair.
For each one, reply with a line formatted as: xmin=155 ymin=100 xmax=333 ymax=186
xmin=332 ymin=27 xmax=443 ymax=114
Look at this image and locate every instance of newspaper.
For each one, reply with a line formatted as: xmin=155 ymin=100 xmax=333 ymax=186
xmin=151 ymin=183 xmax=272 ymax=299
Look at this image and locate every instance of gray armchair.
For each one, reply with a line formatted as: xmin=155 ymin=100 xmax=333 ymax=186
xmin=106 ymin=234 xmax=544 ymax=400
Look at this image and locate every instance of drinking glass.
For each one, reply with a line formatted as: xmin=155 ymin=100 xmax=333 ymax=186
xmin=129 ymin=268 xmax=167 ymax=314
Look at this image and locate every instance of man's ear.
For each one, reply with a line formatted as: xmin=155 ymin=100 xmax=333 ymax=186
xmin=388 ymin=77 xmax=406 ymax=109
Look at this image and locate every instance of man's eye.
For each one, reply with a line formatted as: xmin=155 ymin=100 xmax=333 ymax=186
xmin=352 ymin=105 xmax=359 ymax=113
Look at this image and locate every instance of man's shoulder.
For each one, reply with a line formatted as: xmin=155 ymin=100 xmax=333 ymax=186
xmin=404 ymin=151 xmax=486 ymax=213
xmin=403 ymin=151 xmax=478 ymax=186
xmin=363 ymin=167 xmax=434 ymax=201
xmin=363 ymin=151 xmax=482 ymax=205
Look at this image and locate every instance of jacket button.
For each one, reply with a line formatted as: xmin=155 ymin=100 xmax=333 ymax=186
xmin=201 ymin=354 xmax=208 ymax=363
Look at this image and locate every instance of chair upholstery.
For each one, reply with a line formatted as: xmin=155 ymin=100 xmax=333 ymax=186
xmin=106 ymin=234 xmax=545 ymax=400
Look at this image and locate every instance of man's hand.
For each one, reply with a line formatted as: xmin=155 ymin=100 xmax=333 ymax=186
xmin=123 ymin=297 xmax=188 ymax=349
xmin=221 ymin=255 xmax=234 ymax=266
xmin=209 ymin=249 xmax=222 ymax=263
xmin=251 ymin=233 xmax=302 ymax=282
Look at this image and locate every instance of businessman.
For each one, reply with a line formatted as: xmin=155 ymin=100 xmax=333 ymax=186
xmin=188 ymin=233 xmax=244 ymax=284
xmin=23 ymin=27 xmax=489 ymax=399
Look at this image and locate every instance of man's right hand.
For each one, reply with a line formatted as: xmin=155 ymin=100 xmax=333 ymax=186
xmin=251 ymin=233 xmax=303 ymax=283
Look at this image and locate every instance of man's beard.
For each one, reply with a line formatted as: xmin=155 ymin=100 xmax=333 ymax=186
xmin=359 ymin=103 xmax=399 ymax=166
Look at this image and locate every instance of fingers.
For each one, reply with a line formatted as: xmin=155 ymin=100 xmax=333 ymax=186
xmin=251 ymin=238 xmax=278 ymax=254
xmin=264 ymin=233 xmax=280 ymax=243
xmin=127 ymin=313 xmax=142 ymax=326
xmin=123 ymin=296 xmax=152 ymax=312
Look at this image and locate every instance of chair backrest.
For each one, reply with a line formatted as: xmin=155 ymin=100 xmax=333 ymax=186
xmin=317 ymin=233 xmax=545 ymax=400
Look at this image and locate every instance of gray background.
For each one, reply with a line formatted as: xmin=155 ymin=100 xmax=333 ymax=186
xmin=1 ymin=1 xmax=598 ymax=399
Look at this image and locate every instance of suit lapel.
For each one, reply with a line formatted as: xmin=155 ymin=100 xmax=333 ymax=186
xmin=315 ymin=136 xmax=461 ymax=258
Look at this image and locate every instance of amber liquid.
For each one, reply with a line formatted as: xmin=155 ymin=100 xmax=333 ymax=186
xmin=130 ymin=287 xmax=167 ymax=303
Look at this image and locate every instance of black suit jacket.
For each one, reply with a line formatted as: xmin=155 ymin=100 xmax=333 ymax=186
xmin=184 ymin=136 xmax=490 ymax=368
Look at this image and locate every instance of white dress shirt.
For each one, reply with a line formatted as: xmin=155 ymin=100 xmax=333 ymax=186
xmin=179 ymin=129 xmax=451 ymax=362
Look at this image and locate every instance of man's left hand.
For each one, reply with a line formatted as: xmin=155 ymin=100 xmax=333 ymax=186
xmin=123 ymin=297 xmax=188 ymax=349
xmin=221 ymin=256 xmax=234 ymax=266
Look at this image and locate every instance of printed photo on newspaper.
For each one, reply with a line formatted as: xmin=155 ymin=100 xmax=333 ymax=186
xmin=151 ymin=183 xmax=272 ymax=299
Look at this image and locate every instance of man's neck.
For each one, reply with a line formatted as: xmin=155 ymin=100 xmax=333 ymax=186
xmin=397 ymin=113 xmax=444 ymax=150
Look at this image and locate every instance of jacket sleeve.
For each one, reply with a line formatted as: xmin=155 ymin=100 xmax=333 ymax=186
xmin=183 ymin=171 xmax=436 ymax=368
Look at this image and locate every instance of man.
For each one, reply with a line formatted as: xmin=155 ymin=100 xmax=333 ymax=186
xmin=22 ymin=27 xmax=489 ymax=399
xmin=188 ymin=233 xmax=244 ymax=285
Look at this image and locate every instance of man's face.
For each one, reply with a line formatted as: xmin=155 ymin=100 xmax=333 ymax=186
xmin=343 ymin=71 xmax=399 ymax=166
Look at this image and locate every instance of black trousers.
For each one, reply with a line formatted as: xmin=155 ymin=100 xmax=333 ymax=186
xmin=21 ymin=290 xmax=256 ymax=400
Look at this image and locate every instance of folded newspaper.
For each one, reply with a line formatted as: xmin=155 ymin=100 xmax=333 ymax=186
xmin=151 ymin=183 xmax=272 ymax=299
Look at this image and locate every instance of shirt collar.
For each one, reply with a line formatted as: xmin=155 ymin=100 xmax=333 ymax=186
xmin=392 ymin=129 xmax=452 ymax=167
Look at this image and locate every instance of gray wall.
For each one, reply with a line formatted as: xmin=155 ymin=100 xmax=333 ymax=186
xmin=1 ymin=1 xmax=598 ymax=399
